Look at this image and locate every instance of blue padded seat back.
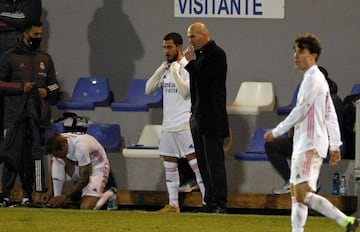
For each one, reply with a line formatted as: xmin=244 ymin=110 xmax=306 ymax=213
xmin=234 ymin=128 xmax=288 ymax=161
xmin=44 ymin=122 xmax=66 ymax=140
xmin=234 ymin=152 xmax=268 ymax=161
xmin=126 ymin=79 xmax=162 ymax=107
xmin=111 ymin=102 xmax=149 ymax=111
xmin=351 ymin=84 xmax=360 ymax=95
xmin=276 ymin=83 xmax=301 ymax=116
xmin=71 ymin=77 xmax=111 ymax=106
xmin=246 ymin=128 xmax=268 ymax=154
xmin=234 ymin=128 xmax=269 ymax=161
xmin=57 ymin=77 xmax=111 ymax=110
xmin=111 ymin=79 xmax=162 ymax=111
xmin=86 ymin=123 xmax=121 ymax=153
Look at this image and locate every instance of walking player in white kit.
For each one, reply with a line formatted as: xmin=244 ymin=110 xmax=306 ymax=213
xmin=146 ymin=32 xmax=205 ymax=213
xmin=42 ymin=133 xmax=117 ymax=210
xmin=264 ymin=33 xmax=358 ymax=232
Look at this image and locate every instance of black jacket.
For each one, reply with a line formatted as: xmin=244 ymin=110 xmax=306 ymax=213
xmin=185 ymin=41 xmax=229 ymax=137
xmin=0 ymin=40 xmax=59 ymax=128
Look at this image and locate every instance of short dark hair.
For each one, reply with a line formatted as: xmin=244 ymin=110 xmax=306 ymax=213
xmin=46 ymin=133 xmax=65 ymax=154
xmin=294 ymin=33 xmax=322 ymax=60
xmin=23 ymin=19 xmax=42 ymax=32
xmin=163 ymin=32 xmax=183 ymax=46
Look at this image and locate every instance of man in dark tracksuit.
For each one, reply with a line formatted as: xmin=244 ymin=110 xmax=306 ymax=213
xmin=184 ymin=22 xmax=229 ymax=213
xmin=0 ymin=19 xmax=59 ymax=206
xmin=0 ymin=0 xmax=42 ymax=170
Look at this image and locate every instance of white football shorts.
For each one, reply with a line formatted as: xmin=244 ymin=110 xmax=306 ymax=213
xmin=159 ymin=130 xmax=195 ymax=158
xmin=290 ymin=149 xmax=322 ymax=191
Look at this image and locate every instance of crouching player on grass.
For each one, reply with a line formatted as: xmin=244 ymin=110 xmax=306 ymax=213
xmin=41 ymin=133 xmax=117 ymax=210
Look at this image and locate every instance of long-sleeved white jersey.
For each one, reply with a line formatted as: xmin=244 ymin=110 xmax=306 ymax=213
xmin=145 ymin=57 xmax=191 ymax=131
xmin=63 ymin=133 xmax=110 ymax=176
xmin=272 ymin=65 xmax=342 ymax=158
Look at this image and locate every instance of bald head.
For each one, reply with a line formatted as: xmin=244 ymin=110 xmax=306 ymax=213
xmin=187 ymin=22 xmax=210 ymax=50
xmin=189 ymin=22 xmax=209 ymax=36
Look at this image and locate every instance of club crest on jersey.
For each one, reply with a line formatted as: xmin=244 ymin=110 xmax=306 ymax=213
xmin=40 ymin=62 xmax=45 ymax=70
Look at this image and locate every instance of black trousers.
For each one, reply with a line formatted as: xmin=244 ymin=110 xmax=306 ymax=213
xmin=190 ymin=117 xmax=227 ymax=208
xmin=2 ymin=145 xmax=34 ymax=199
xmin=178 ymin=158 xmax=195 ymax=185
xmin=2 ymin=118 xmax=45 ymax=199
xmin=264 ymin=137 xmax=293 ymax=182
xmin=0 ymin=96 xmax=3 ymax=141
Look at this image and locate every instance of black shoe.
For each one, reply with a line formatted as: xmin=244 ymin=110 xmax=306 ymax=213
xmin=26 ymin=202 xmax=43 ymax=208
xmin=0 ymin=198 xmax=11 ymax=207
xmin=194 ymin=205 xmax=210 ymax=213
xmin=213 ymin=206 xmax=227 ymax=214
xmin=194 ymin=204 xmax=227 ymax=214
xmin=9 ymin=198 xmax=41 ymax=208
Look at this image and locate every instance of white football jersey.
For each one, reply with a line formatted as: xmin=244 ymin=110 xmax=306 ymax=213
xmin=160 ymin=57 xmax=191 ymax=130
xmin=272 ymin=65 xmax=342 ymax=158
xmin=62 ymin=133 xmax=109 ymax=175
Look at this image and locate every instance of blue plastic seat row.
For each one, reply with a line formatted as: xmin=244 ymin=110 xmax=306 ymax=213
xmin=276 ymin=83 xmax=301 ymax=116
xmin=44 ymin=122 xmax=121 ymax=153
xmin=86 ymin=123 xmax=121 ymax=153
xmin=234 ymin=128 xmax=290 ymax=161
xmin=110 ymin=79 xmax=162 ymax=112
xmin=57 ymin=77 xmax=111 ymax=110
xmin=57 ymin=78 xmax=162 ymax=112
xmin=234 ymin=128 xmax=269 ymax=161
xmin=233 ymin=127 xmax=342 ymax=163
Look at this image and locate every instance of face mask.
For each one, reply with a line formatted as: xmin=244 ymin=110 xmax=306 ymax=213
xmin=28 ymin=36 xmax=41 ymax=49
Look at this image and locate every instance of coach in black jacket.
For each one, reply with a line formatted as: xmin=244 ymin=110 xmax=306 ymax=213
xmin=184 ymin=22 xmax=229 ymax=213
xmin=0 ymin=19 xmax=59 ymax=206
xmin=0 ymin=0 xmax=42 ymax=147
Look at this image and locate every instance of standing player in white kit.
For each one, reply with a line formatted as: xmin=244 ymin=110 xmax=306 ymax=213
xmin=146 ymin=32 xmax=205 ymax=213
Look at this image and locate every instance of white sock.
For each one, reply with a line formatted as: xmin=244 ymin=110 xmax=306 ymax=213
xmin=51 ymin=158 xmax=66 ymax=196
xmin=164 ymin=161 xmax=179 ymax=207
xmin=188 ymin=158 xmax=205 ymax=201
xmin=304 ymin=192 xmax=347 ymax=226
xmin=291 ymin=196 xmax=308 ymax=232
xmin=94 ymin=189 xmax=114 ymax=210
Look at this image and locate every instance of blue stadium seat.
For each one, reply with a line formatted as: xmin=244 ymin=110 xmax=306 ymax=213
xmin=234 ymin=127 xmax=339 ymax=163
xmin=276 ymin=83 xmax=301 ymax=116
xmin=234 ymin=128 xmax=269 ymax=161
xmin=43 ymin=122 xmax=66 ymax=140
xmin=111 ymin=79 xmax=162 ymax=112
xmin=86 ymin=123 xmax=121 ymax=153
xmin=57 ymin=77 xmax=111 ymax=110
xmin=351 ymin=84 xmax=360 ymax=95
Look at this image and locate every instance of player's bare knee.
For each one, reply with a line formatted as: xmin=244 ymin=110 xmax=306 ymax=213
xmin=80 ymin=201 xmax=95 ymax=210
xmin=294 ymin=183 xmax=311 ymax=203
xmin=186 ymin=153 xmax=196 ymax=160
xmin=80 ymin=196 xmax=99 ymax=210
xmin=163 ymin=155 xmax=177 ymax=162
